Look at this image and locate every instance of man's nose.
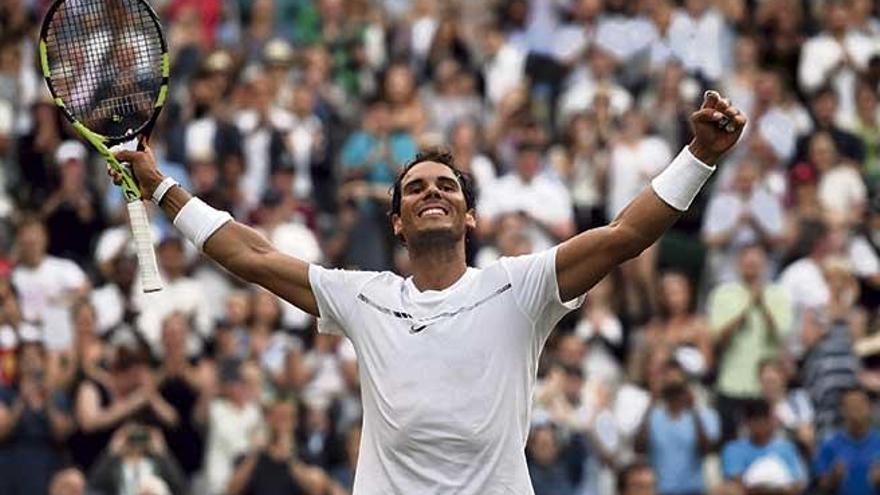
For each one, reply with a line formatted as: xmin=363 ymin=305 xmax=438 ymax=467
xmin=423 ymin=183 xmax=442 ymax=197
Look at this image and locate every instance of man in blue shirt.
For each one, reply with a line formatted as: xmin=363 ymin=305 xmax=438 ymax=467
xmin=635 ymin=359 xmax=720 ymax=495
xmin=815 ymin=387 xmax=880 ymax=495
xmin=721 ymin=400 xmax=807 ymax=494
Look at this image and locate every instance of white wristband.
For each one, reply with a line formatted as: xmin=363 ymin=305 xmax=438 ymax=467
xmin=651 ymin=146 xmax=716 ymax=211
xmin=173 ymin=197 xmax=232 ymax=250
xmin=151 ymin=176 xmax=179 ymax=204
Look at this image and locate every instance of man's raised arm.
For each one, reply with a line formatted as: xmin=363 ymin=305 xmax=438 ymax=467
xmin=112 ymin=146 xmax=318 ymax=316
xmin=556 ymin=91 xmax=748 ymax=302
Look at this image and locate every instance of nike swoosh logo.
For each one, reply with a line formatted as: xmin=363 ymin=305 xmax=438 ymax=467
xmin=409 ymin=324 xmax=428 ymax=334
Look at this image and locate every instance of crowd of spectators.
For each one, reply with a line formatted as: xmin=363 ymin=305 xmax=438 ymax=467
xmin=2 ymin=0 xmax=880 ymax=493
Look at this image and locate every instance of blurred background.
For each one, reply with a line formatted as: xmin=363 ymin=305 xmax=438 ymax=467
xmin=2 ymin=0 xmax=880 ymax=494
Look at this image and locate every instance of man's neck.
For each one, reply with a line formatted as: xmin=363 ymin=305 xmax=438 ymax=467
xmin=408 ymin=244 xmax=468 ymax=292
xmin=848 ymin=423 xmax=871 ymax=440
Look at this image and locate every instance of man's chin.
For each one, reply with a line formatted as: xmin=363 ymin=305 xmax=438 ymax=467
xmin=407 ymin=225 xmax=462 ymax=250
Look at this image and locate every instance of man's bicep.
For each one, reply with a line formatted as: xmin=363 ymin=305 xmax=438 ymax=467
xmin=205 ymin=222 xmax=318 ymax=316
xmin=555 ymin=225 xmax=628 ymax=302
xmin=256 ymin=252 xmax=319 ymax=317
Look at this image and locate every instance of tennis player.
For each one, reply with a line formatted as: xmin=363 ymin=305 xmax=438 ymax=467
xmin=114 ymin=90 xmax=745 ymax=494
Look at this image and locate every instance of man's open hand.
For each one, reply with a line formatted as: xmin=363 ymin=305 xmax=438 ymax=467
xmin=688 ymin=90 xmax=747 ymax=165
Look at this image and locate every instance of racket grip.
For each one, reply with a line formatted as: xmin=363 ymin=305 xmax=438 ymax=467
xmin=127 ymin=200 xmax=163 ymax=292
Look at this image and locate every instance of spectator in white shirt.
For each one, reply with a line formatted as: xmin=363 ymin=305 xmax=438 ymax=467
xmin=607 ymin=109 xmax=672 ymax=316
xmin=810 ymin=131 xmax=868 ymax=223
xmin=558 ymin=45 xmax=633 ymax=126
xmin=666 ymin=0 xmax=732 ymax=83
xmin=703 ymin=160 xmax=786 ymax=285
xmin=798 ymin=0 xmax=880 ymax=130
xmin=134 ymin=237 xmax=212 ymax=356
xmin=254 ymin=189 xmax=321 ymax=332
xmin=477 ymin=143 xmax=575 ymax=251
xmin=11 ymin=218 xmax=89 ymax=350
xmin=479 ymin=21 xmax=527 ymax=108
xmin=204 ymin=358 xmax=264 ymax=495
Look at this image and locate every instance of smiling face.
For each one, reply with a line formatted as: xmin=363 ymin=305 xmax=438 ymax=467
xmin=392 ymin=161 xmax=476 ymax=250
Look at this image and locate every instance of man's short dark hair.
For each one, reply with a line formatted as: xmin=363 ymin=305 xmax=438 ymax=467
xmin=744 ymin=399 xmax=772 ymax=420
xmin=389 ymin=148 xmax=476 ymax=218
xmin=617 ymin=459 xmax=653 ymax=493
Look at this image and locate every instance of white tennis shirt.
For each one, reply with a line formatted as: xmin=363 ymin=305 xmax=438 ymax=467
xmin=308 ymin=247 xmax=583 ymax=494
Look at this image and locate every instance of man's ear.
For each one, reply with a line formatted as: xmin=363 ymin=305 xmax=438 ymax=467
xmin=392 ymin=213 xmax=403 ymax=237
xmin=465 ymin=209 xmax=477 ymax=230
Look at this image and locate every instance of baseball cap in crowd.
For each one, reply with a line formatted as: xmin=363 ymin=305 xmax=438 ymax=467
xmin=263 ymin=38 xmax=294 ymax=66
xmin=203 ymin=50 xmax=234 ymax=74
xmin=55 ymin=140 xmax=87 ymax=165
xmin=742 ymin=455 xmax=795 ymax=489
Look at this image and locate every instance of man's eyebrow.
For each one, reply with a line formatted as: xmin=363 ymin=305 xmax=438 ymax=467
xmin=402 ymin=177 xmax=424 ymax=190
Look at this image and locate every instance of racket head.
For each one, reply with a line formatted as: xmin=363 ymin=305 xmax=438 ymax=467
xmin=39 ymin=0 xmax=169 ymax=145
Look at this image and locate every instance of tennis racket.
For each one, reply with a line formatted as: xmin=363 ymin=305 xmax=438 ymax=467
xmin=39 ymin=0 xmax=169 ymax=292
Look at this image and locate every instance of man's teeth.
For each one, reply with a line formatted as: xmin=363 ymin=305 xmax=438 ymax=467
xmin=422 ymin=208 xmax=445 ymax=216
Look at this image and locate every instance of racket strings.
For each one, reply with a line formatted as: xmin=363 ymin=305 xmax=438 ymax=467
xmin=44 ymin=0 xmax=163 ymax=138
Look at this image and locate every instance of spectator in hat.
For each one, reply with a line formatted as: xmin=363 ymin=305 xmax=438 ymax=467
xmin=204 ymin=357 xmax=264 ymax=495
xmin=814 ymin=386 xmax=880 ymax=495
xmin=708 ymin=244 xmax=792 ymax=442
xmin=11 ymin=216 xmax=89 ymax=351
xmin=720 ymin=400 xmax=807 ymax=494
xmin=0 ymin=338 xmax=75 ymax=495
xmin=634 ymin=358 xmax=720 ymax=495
xmin=41 ymin=140 xmax=105 ymax=269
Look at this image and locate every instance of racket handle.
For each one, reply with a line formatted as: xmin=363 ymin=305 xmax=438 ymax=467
xmin=127 ymin=200 xmax=163 ymax=292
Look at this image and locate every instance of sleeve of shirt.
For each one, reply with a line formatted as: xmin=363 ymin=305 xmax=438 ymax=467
xmin=721 ymin=442 xmax=747 ymax=479
xmin=784 ymin=442 xmax=808 ymax=484
xmin=766 ymin=286 xmax=794 ymax=338
xmin=798 ymin=38 xmax=836 ymax=93
xmin=813 ymin=438 xmax=835 ymax=478
xmin=753 ymin=193 xmax=785 ymax=237
xmin=340 ymin=133 xmax=368 ymax=169
xmin=498 ymin=247 xmax=585 ymax=339
xmin=60 ymin=259 xmax=88 ymax=289
xmin=699 ymin=408 xmax=721 ymax=442
xmin=308 ymin=265 xmax=375 ymax=338
xmin=702 ymin=196 xmax=737 ymax=238
xmin=849 ymin=236 xmax=880 ymax=276
xmin=707 ymin=285 xmax=742 ymax=336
